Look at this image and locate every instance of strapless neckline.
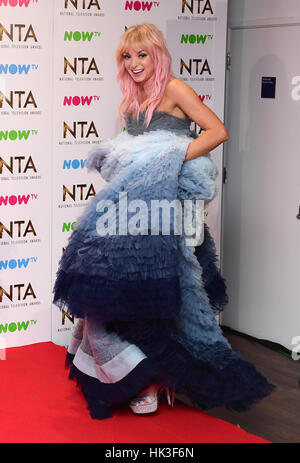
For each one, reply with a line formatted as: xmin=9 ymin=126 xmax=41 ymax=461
xmin=127 ymin=109 xmax=189 ymax=122
xmin=125 ymin=109 xmax=196 ymax=138
xmin=153 ymin=110 xmax=189 ymax=122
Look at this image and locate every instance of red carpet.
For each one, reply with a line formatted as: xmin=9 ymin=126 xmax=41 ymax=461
xmin=0 ymin=342 xmax=269 ymax=443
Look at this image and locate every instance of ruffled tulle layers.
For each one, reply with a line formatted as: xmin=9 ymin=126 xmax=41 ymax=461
xmin=53 ymin=114 xmax=275 ymax=419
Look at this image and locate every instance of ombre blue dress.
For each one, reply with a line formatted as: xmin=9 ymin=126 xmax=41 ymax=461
xmin=53 ymin=111 xmax=275 ymax=419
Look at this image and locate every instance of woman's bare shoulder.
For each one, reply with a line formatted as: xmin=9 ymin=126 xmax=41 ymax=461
xmin=165 ymin=77 xmax=194 ymax=95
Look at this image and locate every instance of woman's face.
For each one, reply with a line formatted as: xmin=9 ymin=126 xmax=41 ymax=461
xmin=122 ymin=46 xmax=154 ymax=85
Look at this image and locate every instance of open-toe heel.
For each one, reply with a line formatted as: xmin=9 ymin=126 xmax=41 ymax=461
xmin=129 ymin=384 xmax=164 ymax=415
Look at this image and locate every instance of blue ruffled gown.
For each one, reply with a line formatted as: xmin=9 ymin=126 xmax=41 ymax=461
xmin=53 ymin=111 xmax=275 ymax=419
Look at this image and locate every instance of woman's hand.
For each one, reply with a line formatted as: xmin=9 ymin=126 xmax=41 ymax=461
xmin=165 ymin=78 xmax=229 ymax=161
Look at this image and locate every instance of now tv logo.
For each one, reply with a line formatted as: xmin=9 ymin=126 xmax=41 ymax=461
xmin=0 ymin=193 xmax=38 ymax=206
xmin=0 ymin=257 xmax=37 ymax=270
xmin=199 ymin=94 xmax=212 ymax=102
xmin=64 ymin=31 xmax=101 ymax=42
xmin=0 ymin=64 xmax=38 ymax=75
xmin=0 ymin=0 xmax=38 ymax=6
xmin=0 ymin=129 xmax=38 ymax=141
xmin=181 ymin=34 xmax=213 ymax=45
xmin=0 ymin=320 xmax=37 ymax=335
xmin=63 ymin=159 xmax=86 ymax=170
xmin=124 ymin=1 xmax=159 ymax=11
xmin=62 ymin=221 xmax=77 ymax=232
xmin=63 ymin=95 xmax=100 ymax=106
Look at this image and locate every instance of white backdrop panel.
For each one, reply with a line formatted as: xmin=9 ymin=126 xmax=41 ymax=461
xmin=0 ymin=0 xmax=227 ymax=348
xmin=0 ymin=0 xmax=53 ymax=347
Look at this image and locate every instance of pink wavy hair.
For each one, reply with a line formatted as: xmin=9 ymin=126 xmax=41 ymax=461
xmin=116 ymin=23 xmax=172 ymax=126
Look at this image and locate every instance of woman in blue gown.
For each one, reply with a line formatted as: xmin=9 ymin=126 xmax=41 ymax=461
xmin=53 ymin=23 xmax=275 ymax=419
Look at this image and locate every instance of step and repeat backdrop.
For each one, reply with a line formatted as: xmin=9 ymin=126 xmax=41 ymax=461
xmin=0 ymin=0 xmax=228 ymax=348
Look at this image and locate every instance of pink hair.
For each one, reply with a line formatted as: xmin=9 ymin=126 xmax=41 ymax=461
xmin=116 ymin=23 xmax=172 ymax=126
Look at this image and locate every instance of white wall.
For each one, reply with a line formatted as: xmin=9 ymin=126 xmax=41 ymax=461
xmin=221 ymin=0 xmax=300 ymax=351
xmin=0 ymin=0 xmax=228 ymax=350
xmin=228 ymin=0 xmax=300 ymax=25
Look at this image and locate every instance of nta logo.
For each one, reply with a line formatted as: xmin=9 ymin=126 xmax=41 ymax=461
xmin=62 ymin=310 xmax=75 ymax=326
xmin=63 ymin=184 xmax=96 ymax=202
xmin=64 ymin=57 xmax=99 ymax=75
xmin=64 ymin=0 xmax=100 ymax=10
xmin=0 ymin=24 xmax=37 ymax=42
xmin=0 ymin=156 xmax=37 ymax=174
xmin=63 ymin=121 xmax=98 ymax=139
xmin=0 ymin=220 xmax=36 ymax=239
xmin=181 ymin=0 xmax=213 ymax=14
xmin=0 ymin=90 xmax=37 ymax=109
xmin=125 ymin=1 xmax=159 ymax=11
xmin=180 ymin=58 xmax=211 ymax=75
xmin=0 ymin=283 xmax=36 ymax=302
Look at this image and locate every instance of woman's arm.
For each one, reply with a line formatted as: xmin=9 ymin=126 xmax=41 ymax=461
xmin=165 ymin=79 xmax=229 ymax=161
